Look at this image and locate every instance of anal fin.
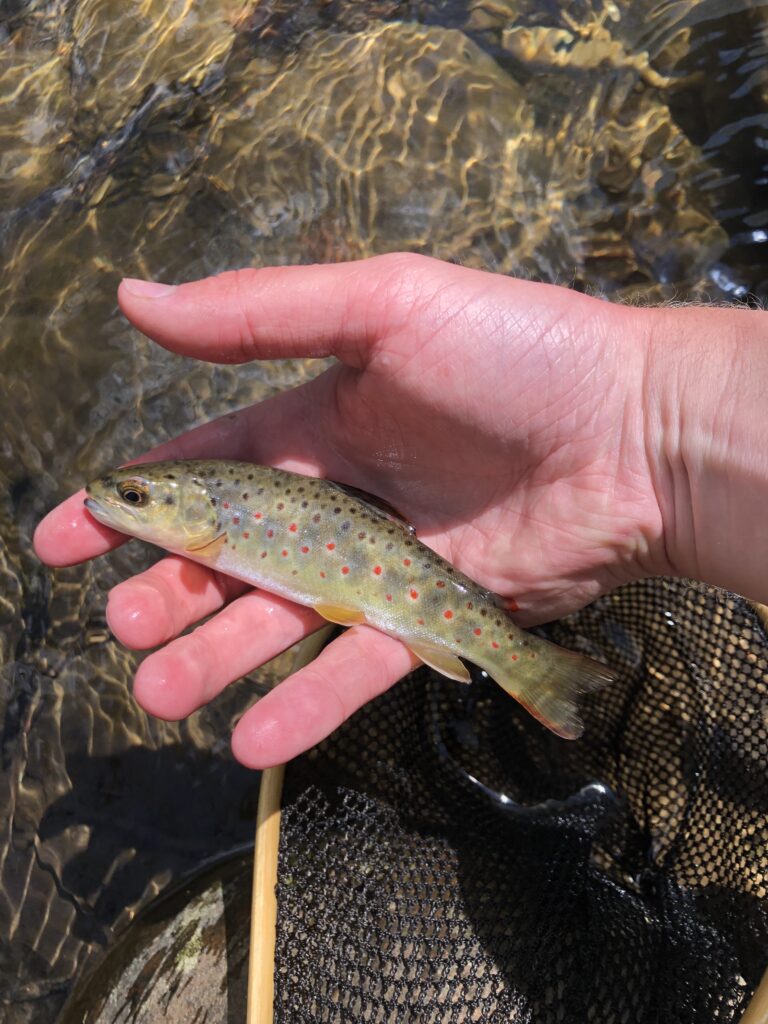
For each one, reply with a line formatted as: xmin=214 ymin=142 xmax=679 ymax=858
xmin=408 ymin=641 xmax=471 ymax=683
xmin=316 ymin=604 xmax=367 ymax=627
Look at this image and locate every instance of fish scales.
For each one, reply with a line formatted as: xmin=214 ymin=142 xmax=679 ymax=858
xmin=84 ymin=459 xmax=616 ymax=738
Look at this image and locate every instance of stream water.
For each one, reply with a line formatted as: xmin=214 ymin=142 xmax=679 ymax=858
xmin=1 ymin=1 xmax=767 ymax=1020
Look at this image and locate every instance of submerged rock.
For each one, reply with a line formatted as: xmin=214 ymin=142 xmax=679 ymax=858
xmin=58 ymin=855 xmax=251 ymax=1024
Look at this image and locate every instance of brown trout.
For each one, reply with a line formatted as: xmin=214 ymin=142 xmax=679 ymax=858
xmin=84 ymin=460 xmax=615 ymax=738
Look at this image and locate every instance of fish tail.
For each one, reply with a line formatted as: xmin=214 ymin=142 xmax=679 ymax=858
xmin=488 ymin=638 xmax=616 ymax=740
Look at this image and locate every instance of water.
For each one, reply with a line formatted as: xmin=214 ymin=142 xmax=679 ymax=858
xmin=1 ymin=1 xmax=767 ymax=1019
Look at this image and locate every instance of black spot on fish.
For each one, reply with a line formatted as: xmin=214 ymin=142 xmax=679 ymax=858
xmin=165 ymin=473 xmax=175 ymax=480
xmin=386 ymin=542 xmax=394 ymax=551
xmin=234 ymin=479 xmax=240 ymax=486
xmin=370 ymin=537 xmax=376 ymax=544
xmin=210 ymin=497 xmax=217 ymax=506
xmin=341 ymin=522 xmax=351 ymax=531
xmin=164 ymin=496 xmax=174 ymax=506
xmin=242 ymin=493 xmax=249 ymax=500
xmin=247 ymin=474 xmax=254 ymax=480
xmin=298 ymin=486 xmax=304 ymax=493
xmin=480 ymin=609 xmax=487 ymax=617
xmin=285 ymin=489 xmax=291 ymax=494
xmin=257 ymin=487 xmax=264 ymax=495
xmin=301 ymin=501 xmax=308 ymax=509
xmin=333 ymin=507 xmax=341 ymax=515
xmin=423 ymin=562 xmax=430 ymax=569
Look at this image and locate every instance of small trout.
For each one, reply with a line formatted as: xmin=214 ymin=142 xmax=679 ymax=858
xmin=85 ymin=460 xmax=615 ymax=738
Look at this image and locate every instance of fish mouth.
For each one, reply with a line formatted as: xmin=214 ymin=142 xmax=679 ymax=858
xmin=83 ymin=495 xmax=112 ymax=524
xmin=84 ymin=494 xmax=132 ymax=526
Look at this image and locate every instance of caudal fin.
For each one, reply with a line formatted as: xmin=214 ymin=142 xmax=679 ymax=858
xmin=491 ymin=639 xmax=616 ymax=740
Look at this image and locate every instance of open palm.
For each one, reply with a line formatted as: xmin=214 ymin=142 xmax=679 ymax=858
xmin=35 ymin=254 xmax=662 ymax=768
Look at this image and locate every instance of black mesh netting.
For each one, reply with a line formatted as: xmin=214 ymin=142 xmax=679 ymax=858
xmin=274 ymin=577 xmax=768 ymax=1023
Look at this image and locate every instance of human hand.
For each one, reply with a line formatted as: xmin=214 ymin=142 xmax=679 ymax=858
xmin=32 ymin=254 xmax=699 ymax=768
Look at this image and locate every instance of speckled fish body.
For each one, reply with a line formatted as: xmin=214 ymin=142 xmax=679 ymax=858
xmin=85 ymin=460 xmax=616 ymax=738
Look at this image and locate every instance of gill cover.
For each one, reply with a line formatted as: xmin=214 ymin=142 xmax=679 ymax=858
xmin=85 ymin=462 xmax=219 ymax=551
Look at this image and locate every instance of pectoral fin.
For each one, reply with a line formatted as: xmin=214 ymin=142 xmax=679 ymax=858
xmin=316 ymin=604 xmax=367 ymax=627
xmin=186 ymin=532 xmax=227 ymax=555
xmin=408 ymin=641 xmax=471 ymax=683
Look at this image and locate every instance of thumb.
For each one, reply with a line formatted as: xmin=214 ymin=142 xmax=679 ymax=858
xmin=117 ymin=253 xmax=431 ymax=368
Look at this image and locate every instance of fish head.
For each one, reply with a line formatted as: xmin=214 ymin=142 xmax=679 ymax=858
xmin=84 ymin=462 xmax=219 ymax=551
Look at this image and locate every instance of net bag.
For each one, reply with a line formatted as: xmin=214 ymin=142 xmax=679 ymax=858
xmin=274 ymin=577 xmax=768 ymax=1023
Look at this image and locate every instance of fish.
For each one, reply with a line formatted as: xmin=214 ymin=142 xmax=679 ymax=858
xmin=84 ymin=459 xmax=616 ymax=739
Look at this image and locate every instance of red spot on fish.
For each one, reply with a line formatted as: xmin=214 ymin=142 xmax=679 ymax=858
xmin=277 ymin=503 xmax=284 ymax=511
xmin=267 ymin=529 xmax=274 ymax=538
xmin=243 ymin=531 xmax=250 ymax=539
xmin=466 ymin=601 xmax=474 ymax=610
xmin=373 ymin=566 xmax=382 ymax=575
xmin=417 ymin=618 xmax=425 ymax=625
xmin=504 ymin=597 xmax=520 ymax=612
xmin=386 ymin=594 xmax=392 ymax=602
xmin=436 ymin=581 xmax=445 ymax=589
xmin=474 ymin=628 xmax=481 ymax=636
xmin=492 ymin=642 xmax=500 ymax=649
xmin=289 ymin=523 xmax=297 ymax=532
xmin=281 ymin=549 xmax=288 ymax=557
xmin=444 ymin=610 xmax=453 ymax=620
xmin=511 ymin=654 xmax=518 ymax=661
xmin=301 ymin=546 xmax=309 ymax=553
xmin=320 ymin=571 xmax=326 ymax=578
xmin=261 ymin=551 xmax=267 ymax=559
xmin=326 ymin=542 xmax=335 ymax=550
xmin=403 ymin=558 xmax=411 ymax=567
xmin=223 ymin=502 xmax=230 ymax=510
xmin=233 ymin=515 xmax=240 ymax=525
xmin=341 ymin=566 xmax=350 ymax=574
xmin=410 ymin=590 xmax=419 ymax=599
xmin=254 ymin=512 xmax=262 ymax=519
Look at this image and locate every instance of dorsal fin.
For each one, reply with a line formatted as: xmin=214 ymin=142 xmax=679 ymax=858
xmin=327 ymin=481 xmax=416 ymax=535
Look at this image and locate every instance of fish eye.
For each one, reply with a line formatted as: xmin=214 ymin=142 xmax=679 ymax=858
xmin=118 ymin=480 xmax=149 ymax=506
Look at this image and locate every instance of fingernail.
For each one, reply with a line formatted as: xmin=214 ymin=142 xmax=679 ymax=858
xmin=121 ymin=278 xmax=177 ymax=299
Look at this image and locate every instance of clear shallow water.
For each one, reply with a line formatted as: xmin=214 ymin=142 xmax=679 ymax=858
xmin=1 ymin=1 xmax=767 ymax=1019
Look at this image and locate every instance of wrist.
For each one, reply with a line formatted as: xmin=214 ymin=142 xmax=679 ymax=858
xmin=641 ymin=303 xmax=768 ymax=603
